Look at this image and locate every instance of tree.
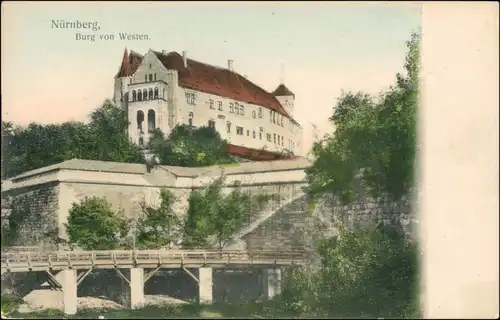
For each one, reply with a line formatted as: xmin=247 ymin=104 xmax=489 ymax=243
xmin=275 ymin=31 xmax=421 ymax=319
xmin=65 ymin=196 xmax=129 ymax=250
xmin=88 ymin=101 xmax=144 ymax=163
xmin=306 ymin=31 xmax=420 ymax=203
xmin=134 ymin=189 xmax=181 ymax=249
xmin=277 ymin=224 xmax=419 ymax=318
xmin=148 ymin=124 xmax=236 ymax=167
xmin=1 ymin=102 xmax=144 ymax=178
xmin=182 ymin=177 xmax=274 ymax=249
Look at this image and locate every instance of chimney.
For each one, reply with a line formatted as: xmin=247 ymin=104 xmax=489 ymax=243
xmin=162 ymin=50 xmax=167 ymax=55
xmin=182 ymin=51 xmax=187 ymax=68
xmin=228 ymin=59 xmax=234 ymax=72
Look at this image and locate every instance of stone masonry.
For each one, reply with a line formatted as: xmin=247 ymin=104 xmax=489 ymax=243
xmin=1 ymin=158 xmax=416 ymax=252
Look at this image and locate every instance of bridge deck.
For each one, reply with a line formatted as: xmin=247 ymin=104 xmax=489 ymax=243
xmin=1 ymin=249 xmax=305 ymax=273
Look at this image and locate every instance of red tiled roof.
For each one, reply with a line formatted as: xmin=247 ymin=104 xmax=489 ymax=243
xmin=226 ymin=144 xmax=296 ymax=161
xmin=272 ymin=84 xmax=295 ymax=98
xmin=116 ymin=49 xmax=299 ymax=124
xmin=115 ymin=49 xmax=143 ymax=78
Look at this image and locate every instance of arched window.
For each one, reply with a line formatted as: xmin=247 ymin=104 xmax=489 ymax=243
xmin=226 ymin=121 xmax=231 ymax=133
xmin=143 ymin=89 xmax=148 ymax=101
xmin=149 ymin=88 xmax=153 ymax=100
xmin=252 ymin=111 xmax=256 ymax=118
xmin=136 ymin=110 xmax=144 ymax=132
xmin=138 ymin=137 xmax=144 ymax=147
xmin=188 ymin=112 xmax=194 ymax=127
xmin=132 ymin=90 xmax=137 ymax=102
xmin=147 ymin=109 xmax=156 ymax=132
xmin=138 ymin=90 xmax=142 ymax=101
xmin=154 ymin=87 xmax=159 ymax=99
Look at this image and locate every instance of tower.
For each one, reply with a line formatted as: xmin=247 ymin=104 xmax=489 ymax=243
xmin=272 ymin=64 xmax=295 ymax=116
xmin=113 ymin=48 xmax=133 ymax=109
xmin=272 ymin=83 xmax=295 ymax=117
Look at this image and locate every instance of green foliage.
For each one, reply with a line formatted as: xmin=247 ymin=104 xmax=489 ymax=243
xmin=285 ymin=32 xmax=422 ymax=319
xmin=134 ymin=189 xmax=181 ymax=249
xmin=182 ymin=178 xmax=274 ymax=249
xmin=276 ymin=225 xmax=420 ymax=319
xmin=2 ymin=102 xmax=144 ymax=178
xmin=65 ymin=196 xmax=129 ymax=250
xmin=148 ymin=124 xmax=237 ymax=167
xmin=307 ymin=31 xmax=420 ymax=202
xmin=1 ymin=293 xmax=23 ymax=315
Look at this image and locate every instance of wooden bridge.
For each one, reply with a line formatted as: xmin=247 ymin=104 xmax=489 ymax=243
xmin=1 ymin=249 xmax=306 ymax=274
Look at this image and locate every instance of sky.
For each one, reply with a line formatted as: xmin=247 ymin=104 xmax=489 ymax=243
xmin=1 ymin=1 xmax=421 ymax=155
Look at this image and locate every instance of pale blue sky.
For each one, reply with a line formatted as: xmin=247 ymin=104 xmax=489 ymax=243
xmin=1 ymin=1 xmax=421 ymax=152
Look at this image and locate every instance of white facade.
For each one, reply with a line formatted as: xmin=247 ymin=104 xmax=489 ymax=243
xmin=113 ymin=50 xmax=303 ymax=156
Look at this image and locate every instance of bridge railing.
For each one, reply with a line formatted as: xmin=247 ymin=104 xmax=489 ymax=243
xmin=1 ymin=249 xmax=306 ymax=267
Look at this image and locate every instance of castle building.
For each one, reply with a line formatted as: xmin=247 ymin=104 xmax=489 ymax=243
xmin=113 ymin=48 xmax=303 ymax=161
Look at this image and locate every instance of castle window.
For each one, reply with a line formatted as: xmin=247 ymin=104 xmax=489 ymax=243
xmin=229 ymin=103 xmax=234 ymax=113
xmin=281 ymin=116 xmax=284 ymax=127
xmin=148 ymin=74 xmax=153 ymax=82
xmin=186 ymin=92 xmax=196 ymax=105
xmin=132 ymin=90 xmax=137 ymax=102
xmin=138 ymin=137 xmax=144 ymax=147
xmin=147 ymin=110 xmax=156 ymax=132
xmin=259 ymin=127 xmax=263 ymax=140
xmin=218 ymin=101 xmax=223 ymax=111
xmin=188 ymin=112 xmax=194 ymax=127
xmin=208 ymin=120 xmax=216 ymax=129
xmin=136 ymin=110 xmax=144 ymax=132
xmin=277 ymin=135 xmax=280 ymax=145
xmin=148 ymin=88 xmax=153 ymax=100
xmin=246 ymin=130 xmax=250 ymax=136
xmin=236 ymin=126 xmax=244 ymax=135
xmin=154 ymin=73 xmax=157 ymax=81
xmin=252 ymin=131 xmax=256 ymax=139
xmin=239 ymin=105 xmax=244 ymax=115
xmin=269 ymin=110 xmax=272 ymax=122
xmin=281 ymin=138 xmax=284 ymax=146
xmin=143 ymin=89 xmax=148 ymax=100
xmin=273 ymin=133 xmax=276 ymax=143
xmin=145 ymin=75 xmax=148 ymax=82
xmin=138 ymin=90 xmax=143 ymax=101
xmin=258 ymin=107 xmax=263 ymax=118
xmin=149 ymin=63 xmax=152 ymax=69
xmin=209 ymin=99 xmax=215 ymax=109
xmin=252 ymin=111 xmax=256 ymax=118
xmin=272 ymin=112 xmax=276 ymax=124
xmin=267 ymin=133 xmax=271 ymax=142
xmin=154 ymin=87 xmax=159 ymax=99
xmin=226 ymin=121 xmax=231 ymax=133
xmin=234 ymin=102 xmax=239 ymax=114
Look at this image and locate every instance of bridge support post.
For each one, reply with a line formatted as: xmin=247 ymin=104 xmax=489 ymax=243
xmin=117 ymin=268 xmax=145 ymax=309
xmin=129 ymin=268 xmax=145 ymax=309
xmin=61 ymin=269 xmax=77 ymax=315
xmin=198 ymin=267 xmax=213 ymax=304
xmin=265 ymin=268 xmax=282 ymax=299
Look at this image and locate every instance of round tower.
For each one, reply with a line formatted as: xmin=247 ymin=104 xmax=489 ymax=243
xmin=272 ymin=83 xmax=295 ymax=117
